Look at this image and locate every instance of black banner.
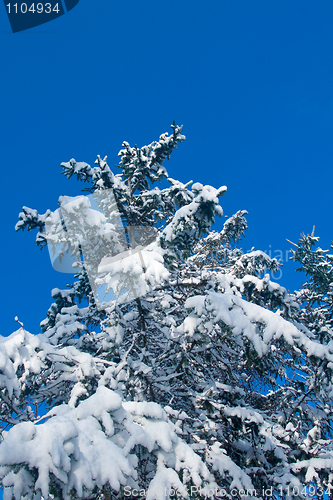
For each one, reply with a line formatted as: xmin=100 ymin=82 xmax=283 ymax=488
xmin=63 ymin=0 xmax=79 ymax=12
xmin=3 ymin=0 xmax=80 ymax=33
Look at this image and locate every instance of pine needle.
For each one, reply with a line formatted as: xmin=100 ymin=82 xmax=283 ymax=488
xmin=286 ymin=238 xmax=298 ymax=248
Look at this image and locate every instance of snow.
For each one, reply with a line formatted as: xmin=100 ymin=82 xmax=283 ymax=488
xmin=163 ymin=184 xmax=225 ymax=242
xmin=182 ymin=288 xmax=333 ymax=362
xmin=146 ymin=468 xmax=188 ymax=500
xmin=97 ymin=241 xmax=170 ymax=305
xmin=123 ymin=401 xmax=165 ymax=420
xmin=292 ymin=457 xmax=333 ymax=474
xmin=221 ymin=405 xmax=264 ymax=424
xmin=0 ymin=387 xmax=213 ymax=499
xmin=209 ymin=443 xmax=254 ymax=492
xmin=0 ymin=388 xmax=133 ymax=498
xmin=0 ymin=328 xmax=46 ymax=398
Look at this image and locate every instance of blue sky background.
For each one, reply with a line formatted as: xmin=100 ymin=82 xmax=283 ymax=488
xmin=1 ymin=0 xmax=333 ymax=338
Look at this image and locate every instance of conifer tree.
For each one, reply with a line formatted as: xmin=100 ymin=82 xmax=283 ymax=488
xmin=0 ymin=124 xmax=333 ymax=500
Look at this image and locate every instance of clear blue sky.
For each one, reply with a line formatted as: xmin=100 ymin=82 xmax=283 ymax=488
xmin=1 ymin=1 xmax=333 ymax=338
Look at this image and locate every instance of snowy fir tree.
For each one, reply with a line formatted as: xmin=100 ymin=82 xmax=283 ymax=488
xmin=1 ymin=123 xmax=333 ymax=500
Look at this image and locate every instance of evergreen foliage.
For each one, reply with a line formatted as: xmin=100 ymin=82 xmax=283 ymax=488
xmin=1 ymin=125 xmax=333 ymax=500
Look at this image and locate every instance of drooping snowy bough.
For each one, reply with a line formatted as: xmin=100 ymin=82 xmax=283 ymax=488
xmin=1 ymin=124 xmax=333 ymax=499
